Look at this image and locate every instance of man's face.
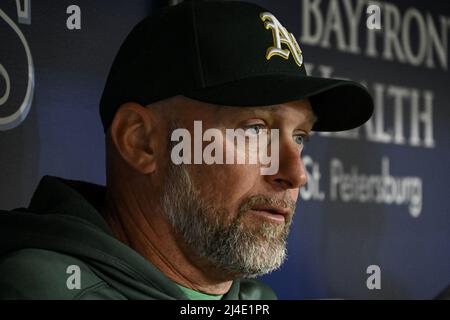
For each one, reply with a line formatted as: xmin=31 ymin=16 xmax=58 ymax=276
xmin=159 ymin=96 xmax=315 ymax=278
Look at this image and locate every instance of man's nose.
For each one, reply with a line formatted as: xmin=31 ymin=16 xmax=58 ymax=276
xmin=265 ymin=140 xmax=307 ymax=191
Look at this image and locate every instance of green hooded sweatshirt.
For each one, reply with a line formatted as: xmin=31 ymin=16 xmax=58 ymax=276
xmin=0 ymin=176 xmax=277 ymax=300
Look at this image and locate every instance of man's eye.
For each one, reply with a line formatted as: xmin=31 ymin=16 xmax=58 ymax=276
xmin=294 ymin=134 xmax=309 ymax=145
xmin=244 ymin=124 xmax=266 ymax=135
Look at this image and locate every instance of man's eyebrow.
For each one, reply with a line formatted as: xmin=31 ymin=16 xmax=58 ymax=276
xmin=218 ymin=104 xmax=318 ymax=127
xmin=261 ymin=105 xmax=282 ymax=112
xmin=259 ymin=105 xmax=318 ymax=127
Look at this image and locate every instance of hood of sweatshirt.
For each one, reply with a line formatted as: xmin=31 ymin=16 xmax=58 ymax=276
xmin=0 ymin=176 xmax=276 ymax=300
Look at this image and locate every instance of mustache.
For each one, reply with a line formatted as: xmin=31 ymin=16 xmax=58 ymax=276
xmin=237 ymin=194 xmax=296 ymax=218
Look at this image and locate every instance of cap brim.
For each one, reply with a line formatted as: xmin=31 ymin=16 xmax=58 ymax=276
xmin=185 ymin=75 xmax=374 ymax=132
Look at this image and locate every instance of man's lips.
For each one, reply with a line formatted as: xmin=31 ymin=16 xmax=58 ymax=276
xmin=249 ymin=205 xmax=292 ymax=223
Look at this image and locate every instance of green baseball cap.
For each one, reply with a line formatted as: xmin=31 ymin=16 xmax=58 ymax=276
xmin=100 ymin=0 xmax=373 ymax=132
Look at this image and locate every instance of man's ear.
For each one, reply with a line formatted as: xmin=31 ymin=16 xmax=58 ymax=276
xmin=110 ymin=102 xmax=158 ymax=174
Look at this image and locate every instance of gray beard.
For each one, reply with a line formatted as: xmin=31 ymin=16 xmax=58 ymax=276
xmin=161 ymin=161 xmax=295 ymax=278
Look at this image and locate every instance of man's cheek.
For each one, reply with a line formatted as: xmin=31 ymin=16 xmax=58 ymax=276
xmin=290 ymin=189 xmax=300 ymax=203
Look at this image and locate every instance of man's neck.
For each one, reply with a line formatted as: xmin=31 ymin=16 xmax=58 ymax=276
xmin=102 ymin=190 xmax=233 ymax=295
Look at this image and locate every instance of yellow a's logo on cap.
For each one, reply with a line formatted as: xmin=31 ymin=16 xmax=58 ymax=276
xmin=260 ymin=12 xmax=303 ymax=67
